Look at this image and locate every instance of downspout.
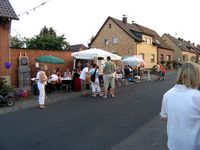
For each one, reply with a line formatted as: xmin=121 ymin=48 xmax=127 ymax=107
xmin=157 ymin=46 xmax=159 ymax=64
xmin=135 ymin=41 xmax=137 ymax=55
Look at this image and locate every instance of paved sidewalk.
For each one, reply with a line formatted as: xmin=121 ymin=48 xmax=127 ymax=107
xmin=0 ymin=90 xmax=82 ymax=115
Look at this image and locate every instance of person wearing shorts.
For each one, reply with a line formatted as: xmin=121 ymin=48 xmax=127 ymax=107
xmin=103 ymin=56 xmax=116 ymax=98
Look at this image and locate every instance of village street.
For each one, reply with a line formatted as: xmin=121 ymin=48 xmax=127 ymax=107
xmin=0 ymin=71 xmax=177 ymax=150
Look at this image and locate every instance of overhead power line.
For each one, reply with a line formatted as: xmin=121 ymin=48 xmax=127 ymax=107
xmin=17 ymin=0 xmax=50 ymax=17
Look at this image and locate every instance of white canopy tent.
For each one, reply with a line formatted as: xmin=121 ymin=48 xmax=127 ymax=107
xmin=122 ymin=55 xmax=145 ymax=67
xmin=71 ymin=48 xmax=121 ymax=72
xmin=71 ymin=48 xmax=121 ymax=60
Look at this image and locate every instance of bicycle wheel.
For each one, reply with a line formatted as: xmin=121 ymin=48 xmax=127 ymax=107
xmin=115 ymin=79 xmax=122 ymax=88
xmin=6 ymin=97 xmax=14 ymax=107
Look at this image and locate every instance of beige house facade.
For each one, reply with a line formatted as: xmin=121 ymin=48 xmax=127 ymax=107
xmin=90 ymin=18 xmax=137 ymax=56
xmin=90 ymin=16 xmax=173 ymax=68
xmin=137 ymin=40 xmax=157 ymax=68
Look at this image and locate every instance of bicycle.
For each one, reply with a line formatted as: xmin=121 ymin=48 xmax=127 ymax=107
xmin=115 ymin=74 xmax=127 ymax=88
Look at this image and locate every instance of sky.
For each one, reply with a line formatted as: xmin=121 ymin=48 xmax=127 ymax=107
xmin=10 ymin=0 xmax=200 ymax=46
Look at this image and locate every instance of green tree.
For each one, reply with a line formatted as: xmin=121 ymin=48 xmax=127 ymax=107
xmin=10 ymin=35 xmax=25 ymax=48
xmin=25 ymin=26 xmax=70 ymax=50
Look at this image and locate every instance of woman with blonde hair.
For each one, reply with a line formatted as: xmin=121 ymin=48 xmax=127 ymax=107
xmin=160 ymin=61 xmax=200 ymax=150
xmin=37 ymin=64 xmax=48 ymax=109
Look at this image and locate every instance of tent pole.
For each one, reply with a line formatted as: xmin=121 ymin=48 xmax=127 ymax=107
xmin=73 ymin=58 xmax=76 ymax=70
xmin=121 ymin=61 xmax=124 ymax=75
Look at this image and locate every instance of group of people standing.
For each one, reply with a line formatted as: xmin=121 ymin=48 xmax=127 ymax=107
xmin=79 ymin=56 xmax=116 ymax=99
xmin=35 ymin=59 xmax=117 ymax=109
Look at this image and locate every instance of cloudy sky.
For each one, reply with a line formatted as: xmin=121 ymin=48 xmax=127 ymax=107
xmin=10 ymin=0 xmax=199 ymax=46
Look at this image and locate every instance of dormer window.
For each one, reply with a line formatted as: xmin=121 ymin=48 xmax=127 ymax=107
xmin=142 ymin=36 xmax=152 ymax=45
xmin=147 ymin=38 xmax=152 ymax=44
xmin=143 ymin=37 xmax=147 ymax=43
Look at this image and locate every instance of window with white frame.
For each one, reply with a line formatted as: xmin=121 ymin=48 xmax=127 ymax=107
xmin=167 ymin=55 xmax=171 ymax=61
xmin=150 ymin=54 xmax=155 ymax=63
xmin=143 ymin=37 xmax=147 ymax=43
xmin=104 ymin=39 xmax=109 ymax=45
xmin=112 ymin=37 xmax=118 ymax=44
xmin=147 ymin=38 xmax=152 ymax=44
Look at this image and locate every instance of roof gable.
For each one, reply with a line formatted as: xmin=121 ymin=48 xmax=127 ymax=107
xmin=110 ymin=17 xmax=171 ymax=50
xmin=110 ymin=17 xmax=142 ymax=41
xmin=164 ymin=34 xmax=198 ymax=53
xmin=89 ymin=16 xmax=142 ymax=46
xmin=70 ymin=44 xmax=88 ymax=52
xmin=0 ymin=0 xmax=18 ymax=20
xmin=150 ymin=31 xmax=171 ymax=50
xmin=90 ymin=16 xmax=171 ymax=50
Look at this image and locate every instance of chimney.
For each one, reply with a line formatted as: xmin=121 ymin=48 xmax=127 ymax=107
xmin=122 ymin=15 xmax=127 ymax=24
xmin=132 ymin=21 xmax=134 ymax=24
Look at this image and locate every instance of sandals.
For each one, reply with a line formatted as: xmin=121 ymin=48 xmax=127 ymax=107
xmin=103 ymin=95 xmax=107 ymax=99
xmin=102 ymin=95 xmax=115 ymax=98
xmin=111 ymin=95 xmax=115 ymax=98
xmin=38 ymin=105 xmax=46 ymax=109
xmin=99 ymin=93 xmax=104 ymax=97
xmin=83 ymin=91 xmax=87 ymax=96
xmin=92 ymin=94 xmax=97 ymax=97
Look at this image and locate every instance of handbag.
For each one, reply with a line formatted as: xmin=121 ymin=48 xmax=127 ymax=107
xmin=91 ymin=68 xmax=97 ymax=82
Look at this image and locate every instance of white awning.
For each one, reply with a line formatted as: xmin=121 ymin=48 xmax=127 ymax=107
xmin=71 ymin=48 xmax=121 ymax=60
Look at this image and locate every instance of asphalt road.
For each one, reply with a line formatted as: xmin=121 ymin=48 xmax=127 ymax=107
xmin=0 ymin=72 xmax=177 ymax=150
